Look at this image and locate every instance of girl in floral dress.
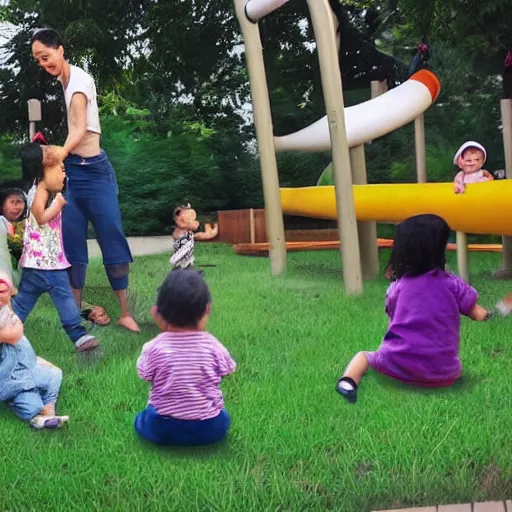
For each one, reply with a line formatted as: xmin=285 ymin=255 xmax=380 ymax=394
xmin=12 ymin=144 xmax=99 ymax=353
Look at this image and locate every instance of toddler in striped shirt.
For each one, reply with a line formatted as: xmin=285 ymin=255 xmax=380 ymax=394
xmin=134 ymin=269 xmax=236 ymax=446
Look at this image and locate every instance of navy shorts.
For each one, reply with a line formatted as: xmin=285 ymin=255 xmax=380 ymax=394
xmin=134 ymin=405 xmax=231 ymax=446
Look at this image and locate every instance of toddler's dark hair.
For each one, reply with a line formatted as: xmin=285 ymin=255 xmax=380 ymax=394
xmin=385 ymin=214 xmax=451 ymax=280
xmin=156 ymin=269 xmax=211 ymax=328
xmin=20 ymin=143 xmax=44 ymax=184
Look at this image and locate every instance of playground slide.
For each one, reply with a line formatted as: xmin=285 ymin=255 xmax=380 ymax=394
xmin=274 ymin=69 xmax=441 ymax=153
xmin=280 ymin=180 xmax=512 ymax=236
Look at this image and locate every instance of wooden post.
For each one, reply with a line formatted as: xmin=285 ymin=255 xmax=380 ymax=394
xmin=27 ymin=99 xmax=42 ymax=141
xmin=415 ymin=114 xmax=427 ymax=183
xmin=350 ymin=145 xmax=379 ymax=279
xmin=249 ymin=208 xmax=256 ymax=244
xmin=307 ymin=0 xmax=362 ymax=294
xmin=456 ymin=231 xmax=469 ymax=282
xmin=493 ymin=98 xmax=512 ymax=279
xmin=233 ymin=0 xmax=287 ymax=275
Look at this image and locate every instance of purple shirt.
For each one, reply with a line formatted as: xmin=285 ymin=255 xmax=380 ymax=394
xmin=136 ymin=331 xmax=236 ymax=420
xmin=366 ymin=270 xmax=478 ymax=386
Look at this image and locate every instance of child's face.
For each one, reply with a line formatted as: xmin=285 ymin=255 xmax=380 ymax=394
xmin=2 ymin=194 xmax=25 ymax=222
xmin=0 ymin=279 xmax=11 ymax=306
xmin=460 ymin=149 xmax=484 ymax=174
xmin=175 ymin=208 xmax=200 ymax=231
xmin=44 ymin=161 xmax=67 ymax=192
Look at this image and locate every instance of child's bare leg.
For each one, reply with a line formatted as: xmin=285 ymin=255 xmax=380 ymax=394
xmin=342 ymin=352 xmax=369 ymax=384
xmin=335 ymin=352 xmax=369 ymax=403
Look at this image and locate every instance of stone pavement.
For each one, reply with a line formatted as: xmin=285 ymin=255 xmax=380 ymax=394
xmin=373 ymin=501 xmax=512 ymax=512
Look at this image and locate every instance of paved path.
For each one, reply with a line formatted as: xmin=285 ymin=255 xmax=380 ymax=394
xmin=374 ymin=501 xmax=512 ymax=512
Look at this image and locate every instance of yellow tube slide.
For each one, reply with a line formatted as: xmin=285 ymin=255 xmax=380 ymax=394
xmin=280 ymin=181 xmax=512 ymax=236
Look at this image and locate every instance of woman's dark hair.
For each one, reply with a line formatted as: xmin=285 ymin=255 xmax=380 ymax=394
xmin=31 ymin=28 xmax=64 ymax=49
xmin=20 ymin=143 xmax=44 ymax=184
xmin=156 ymin=269 xmax=211 ymax=328
xmin=385 ymin=214 xmax=451 ymax=280
xmin=0 ymin=188 xmax=28 ymax=221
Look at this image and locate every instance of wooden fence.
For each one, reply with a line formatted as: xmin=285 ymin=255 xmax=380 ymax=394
xmin=217 ymin=209 xmax=340 ymax=244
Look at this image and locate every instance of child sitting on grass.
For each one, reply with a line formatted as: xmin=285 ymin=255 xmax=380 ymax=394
xmin=336 ymin=214 xmax=492 ymax=404
xmin=0 ymin=186 xmax=27 ymax=284
xmin=134 ymin=269 xmax=236 ymax=446
xmin=453 ymin=141 xmax=494 ymax=194
xmin=0 ymin=271 xmax=69 ymax=429
xmin=12 ymin=143 xmax=99 ymax=353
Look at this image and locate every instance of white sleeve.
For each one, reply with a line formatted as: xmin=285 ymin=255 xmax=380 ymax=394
xmin=68 ymin=69 xmax=95 ymax=103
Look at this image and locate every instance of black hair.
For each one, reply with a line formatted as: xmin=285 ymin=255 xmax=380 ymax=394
xmin=0 ymin=188 xmax=28 ymax=221
xmin=31 ymin=28 xmax=64 ymax=49
xmin=20 ymin=143 xmax=44 ymax=184
xmin=385 ymin=214 xmax=451 ymax=280
xmin=156 ymin=269 xmax=211 ymax=328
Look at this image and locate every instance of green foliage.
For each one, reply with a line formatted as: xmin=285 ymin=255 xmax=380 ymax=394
xmin=0 ymin=137 xmax=22 ymax=180
xmin=97 ymin=109 xmax=264 ymax=236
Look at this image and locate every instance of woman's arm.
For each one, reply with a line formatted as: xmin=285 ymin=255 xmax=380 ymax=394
xmin=31 ymin=185 xmax=66 ymax=226
xmin=56 ymin=93 xmax=88 ymax=160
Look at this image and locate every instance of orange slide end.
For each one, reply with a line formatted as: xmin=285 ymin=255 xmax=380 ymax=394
xmin=409 ymin=69 xmax=441 ymax=102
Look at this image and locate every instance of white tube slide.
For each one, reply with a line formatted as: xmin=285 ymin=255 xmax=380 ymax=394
xmin=245 ymin=0 xmax=290 ymax=23
xmin=273 ymin=69 xmax=441 ymax=152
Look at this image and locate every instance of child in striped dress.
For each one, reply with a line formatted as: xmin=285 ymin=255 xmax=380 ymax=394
xmin=134 ymin=269 xmax=236 ymax=446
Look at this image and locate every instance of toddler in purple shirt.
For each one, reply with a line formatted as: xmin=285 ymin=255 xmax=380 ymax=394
xmin=336 ymin=214 xmax=492 ymax=404
xmin=134 ymin=269 xmax=236 ymax=446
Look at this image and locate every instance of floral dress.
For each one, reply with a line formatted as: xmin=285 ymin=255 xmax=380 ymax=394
xmin=18 ymin=198 xmax=70 ymax=271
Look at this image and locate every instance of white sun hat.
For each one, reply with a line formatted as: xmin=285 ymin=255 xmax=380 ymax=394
xmin=453 ymin=141 xmax=487 ymax=165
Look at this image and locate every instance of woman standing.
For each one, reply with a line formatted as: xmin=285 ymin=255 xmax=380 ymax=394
xmin=31 ymin=28 xmax=139 ymax=332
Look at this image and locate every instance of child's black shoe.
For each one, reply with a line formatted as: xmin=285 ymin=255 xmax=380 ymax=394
xmin=335 ymin=377 xmax=358 ymax=403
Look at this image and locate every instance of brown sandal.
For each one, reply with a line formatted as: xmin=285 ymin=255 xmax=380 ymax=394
xmin=81 ymin=303 xmax=111 ymax=326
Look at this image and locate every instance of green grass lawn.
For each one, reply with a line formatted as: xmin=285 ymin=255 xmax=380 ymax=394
xmin=1 ymin=244 xmax=512 ymax=511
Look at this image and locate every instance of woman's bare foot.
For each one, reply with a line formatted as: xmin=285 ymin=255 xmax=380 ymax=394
xmin=118 ymin=315 xmax=140 ymax=333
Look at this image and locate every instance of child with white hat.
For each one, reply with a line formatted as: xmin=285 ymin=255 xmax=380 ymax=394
xmin=453 ymin=141 xmax=494 ymax=194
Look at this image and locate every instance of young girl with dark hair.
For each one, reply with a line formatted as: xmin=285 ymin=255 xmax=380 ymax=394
xmin=134 ymin=269 xmax=236 ymax=446
xmin=12 ymin=143 xmax=99 ymax=353
xmin=30 ymin=28 xmax=139 ymax=333
xmin=336 ymin=214 xmax=492 ymax=403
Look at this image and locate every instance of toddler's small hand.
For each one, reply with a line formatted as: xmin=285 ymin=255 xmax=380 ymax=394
xmin=55 ymin=193 xmax=67 ymax=208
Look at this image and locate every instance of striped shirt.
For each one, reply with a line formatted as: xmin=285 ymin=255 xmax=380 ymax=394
xmin=136 ymin=331 xmax=236 ymax=420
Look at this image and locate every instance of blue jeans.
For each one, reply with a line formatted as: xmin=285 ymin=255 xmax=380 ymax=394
xmin=134 ymin=405 xmax=231 ymax=446
xmin=12 ymin=268 xmax=87 ymax=344
xmin=9 ymin=363 xmax=62 ymax=421
xmin=63 ymin=151 xmax=132 ymax=291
